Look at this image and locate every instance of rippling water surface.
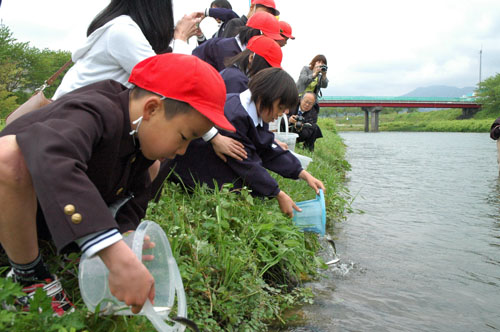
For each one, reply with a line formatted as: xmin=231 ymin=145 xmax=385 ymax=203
xmin=283 ymin=132 xmax=500 ymax=332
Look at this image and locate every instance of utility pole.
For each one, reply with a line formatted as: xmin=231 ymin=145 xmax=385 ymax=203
xmin=479 ymin=47 xmax=482 ymax=90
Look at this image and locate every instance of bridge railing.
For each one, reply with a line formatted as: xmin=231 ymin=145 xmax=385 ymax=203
xmin=318 ymin=96 xmax=477 ymax=103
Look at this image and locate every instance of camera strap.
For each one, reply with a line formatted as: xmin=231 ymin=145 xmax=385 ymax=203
xmin=314 ymin=73 xmax=323 ymax=97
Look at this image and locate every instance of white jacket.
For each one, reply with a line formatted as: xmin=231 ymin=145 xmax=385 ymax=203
xmin=53 ymin=15 xmax=190 ymax=99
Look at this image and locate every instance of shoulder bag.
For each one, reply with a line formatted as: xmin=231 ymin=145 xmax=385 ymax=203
xmin=5 ymin=59 xmax=73 ymax=125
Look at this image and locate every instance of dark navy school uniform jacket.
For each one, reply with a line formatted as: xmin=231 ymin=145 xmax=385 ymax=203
xmin=221 ymin=15 xmax=248 ymax=38
xmin=165 ymin=93 xmax=303 ymax=197
xmin=192 ymin=37 xmax=243 ymax=72
xmin=209 ymin=8 xmax=239 ymax=38
xmin=0 ymin=80 xmax=154 ymax=253
xmin=219 ymin=66 xmax=249 ymax=93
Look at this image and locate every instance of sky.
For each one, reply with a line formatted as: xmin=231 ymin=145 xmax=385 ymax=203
xmin=1 ymin=0 xmax=500 ymax=96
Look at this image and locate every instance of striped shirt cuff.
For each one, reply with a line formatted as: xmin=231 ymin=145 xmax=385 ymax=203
xmin=75 ymin=229 xmax=122 ymax=258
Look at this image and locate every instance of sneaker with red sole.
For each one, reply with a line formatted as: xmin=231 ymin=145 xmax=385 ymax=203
xmin=6 ymin=269 xmax=75 ymax=316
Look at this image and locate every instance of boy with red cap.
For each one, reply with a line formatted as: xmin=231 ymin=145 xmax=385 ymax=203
xmin=0 ymin=53 xmax=234 ymax=316
xmin=221 ymin=0 xmax=280 ymax=38
xmin=220 ymin=35 xmax=283 ymax=93
xmin=278 ymin=20 xmax=295 ymax=47
xmin=192 ymin=11 xmax=283 ymax=72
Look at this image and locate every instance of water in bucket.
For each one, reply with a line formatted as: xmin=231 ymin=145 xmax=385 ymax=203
xmin=78 ymin=220 xmax=186 ymax=332
xmin=292 ymin=189 xmax=326 ymax=235
xmin=274 ymin=115 xmax=298 ymax=151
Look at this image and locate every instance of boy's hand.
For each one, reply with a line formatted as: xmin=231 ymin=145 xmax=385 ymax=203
xmin=98 ymin=240 xmax=155 ymax=314
xmin=298 ymin=170 xmax=326 ymax=194
xmin=276 ymin=190 xmax=300 ymax=218
xmin=211 ymin=134 xmax=247 ymax=162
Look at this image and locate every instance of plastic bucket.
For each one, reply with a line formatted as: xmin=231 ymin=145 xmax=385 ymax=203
xmin=274 ymin=115 xmax=298 ymax=151
xmin=289 ymin=150 xmax=313 ymax=170
xmin=78 ymin=221 xmax=186 ymax=332
xmin=292 ymin=189 xmax=326 ymax=235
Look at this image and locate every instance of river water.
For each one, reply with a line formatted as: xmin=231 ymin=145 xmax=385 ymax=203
xmin=283 ymin=132 xmax=500 ymax=332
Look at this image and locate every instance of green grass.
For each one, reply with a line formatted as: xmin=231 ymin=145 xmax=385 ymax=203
xmin=0 ymin=122 xmax=351 ymax=331
xmin=332 ymin=108 xmax=499 ymax=132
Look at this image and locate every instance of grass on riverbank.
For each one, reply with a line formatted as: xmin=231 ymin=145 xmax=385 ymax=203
xmin=0 ymin=120 xmax=350 ymax=331
xmin=331 ymin=108 xmax=498 ymax=132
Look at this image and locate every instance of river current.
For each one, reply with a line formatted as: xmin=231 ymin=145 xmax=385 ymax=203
xmin=284 ymin=132 xmax=500 ymax=332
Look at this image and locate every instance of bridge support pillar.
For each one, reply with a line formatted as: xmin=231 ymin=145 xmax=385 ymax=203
xmin=363 ymin=108 xmax=370 ymax=132
xmin=362 ymin=107 xmax=383 ymax=132
xmin=460 ymin=108 xmax=480 ymax=119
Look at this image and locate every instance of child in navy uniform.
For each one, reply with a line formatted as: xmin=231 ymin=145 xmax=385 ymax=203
xmin=0 ymin=53 xmax=234 ymax=316
xmin=163 ymin=67 xmax=325 ymax=217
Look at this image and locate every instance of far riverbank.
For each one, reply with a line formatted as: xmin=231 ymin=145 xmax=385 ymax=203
xmin=325 ymin=108 xmax=497 ymax=132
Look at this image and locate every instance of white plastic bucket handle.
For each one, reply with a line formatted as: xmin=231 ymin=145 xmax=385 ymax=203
xmin=277 ymin=115 xmax=289 ymax=134
xmin=142 ymin=257 xmax=187 ymax=332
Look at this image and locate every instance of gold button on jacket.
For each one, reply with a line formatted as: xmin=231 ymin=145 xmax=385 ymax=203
xmin=71 ymin=213 xmax=83 ymax=224
xmin=64 ymin=204 xmax=76 ymax=216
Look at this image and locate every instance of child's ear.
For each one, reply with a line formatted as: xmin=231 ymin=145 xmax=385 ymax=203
xmin=142 ymin=96 xmax=163 ymax=120
xmin=248 ymin=53 xmax=255 ymax=65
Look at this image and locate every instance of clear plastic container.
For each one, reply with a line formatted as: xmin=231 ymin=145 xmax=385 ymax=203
xmin=289 ymin=150 xmax=313 ymax=170
xmin=292 ymin=189 xmax=326 ymax=235
xmin=274 ymin=115 xmax=299 ymax=151
xmin=78 ymin=220 xmax=186 ymax=332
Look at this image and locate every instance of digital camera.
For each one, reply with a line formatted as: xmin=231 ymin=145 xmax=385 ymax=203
xmin=320 ymin=65 xmax=328 ymax=72
xmin=295 ymin=114 xmax=305 ymax=131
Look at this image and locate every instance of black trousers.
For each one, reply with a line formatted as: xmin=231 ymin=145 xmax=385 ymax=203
xmin=297 ymin=123 xmax=323 ymax=151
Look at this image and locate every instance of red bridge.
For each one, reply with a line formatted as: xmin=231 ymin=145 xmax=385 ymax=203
xmin=317 ymin=96 xmax=481 ymax=132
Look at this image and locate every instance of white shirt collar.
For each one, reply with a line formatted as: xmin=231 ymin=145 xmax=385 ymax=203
xmin=235 ymin=35 xmax=246 ymax=52
xmin=240 ymin=89 xmax=263 ymax=127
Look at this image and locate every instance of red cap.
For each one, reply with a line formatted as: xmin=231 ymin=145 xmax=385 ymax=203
xmin=279 ymin=21 xmax=295 ymax=40
xmin=251 ymin=0 xmax=280 ymax=16
xmin=247 ymin=35 xmax=282 ymax=68
xmin=129 ymin=54 xmax=235 ymax=132
xmin=247 ymin=11 xmax=284 ymax=41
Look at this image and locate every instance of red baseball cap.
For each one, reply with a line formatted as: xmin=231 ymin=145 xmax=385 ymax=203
xmin=251 ymin=0 xmax=280 ymax=16
xmin=247 ymin=11 xmax=284 ymax=41
xmin=129 ymin=54 xmax=235 ymax=132
xmin=279 ymin=21 xmax=295 ymax=40
xmin=247 ymin=35 xmax=282 ymax=68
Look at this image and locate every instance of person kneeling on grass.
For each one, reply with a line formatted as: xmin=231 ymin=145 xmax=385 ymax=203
xmin=158 ymin=67 xmax=325 ymax=217
xmin=0 ymin=53 xmax=235 ymax=316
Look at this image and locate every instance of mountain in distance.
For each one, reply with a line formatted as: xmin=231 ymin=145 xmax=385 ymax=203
xmin=401 ymin=85 xmax=475 ymax=98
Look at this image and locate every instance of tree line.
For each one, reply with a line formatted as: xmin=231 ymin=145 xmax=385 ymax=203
xmin=0 ymin=24 xmax=71 ymax=119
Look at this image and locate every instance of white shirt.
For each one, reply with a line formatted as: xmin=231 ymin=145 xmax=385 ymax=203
xmin=240 ymin=89 xmax=263 ymax=127
xmin=53 ymin=15 xmax=191 ymax=99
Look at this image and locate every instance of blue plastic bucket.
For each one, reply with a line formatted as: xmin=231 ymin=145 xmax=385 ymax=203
xmin=292 ymin=189 xmax=326 ymax=235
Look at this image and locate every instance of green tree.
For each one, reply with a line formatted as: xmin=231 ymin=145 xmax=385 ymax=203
xmin=0 ymin=23 xmax=71 ymax=115
xmin=0 ymin=62 xmax=21 ymax=118
xmin=477 ymin=73 xmax=500 ymax=117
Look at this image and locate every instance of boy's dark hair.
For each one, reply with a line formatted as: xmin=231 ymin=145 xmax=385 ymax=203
xmin=211 ymin=0 xmax=232 ymax=9
xmin=235 ymin=26 xmax=262 ymax=45
xmin=87 ymin=0 xmax=174 ymax=54
xmin=248 ymin=68 xmax=298 ymax=117
xmin=224 ymin=49 xmax=272 ymax=78
xmin=131 ymin=87 xmax=195 ymax=119
xmin=308 ymin=54 xmax=328 ymax=70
